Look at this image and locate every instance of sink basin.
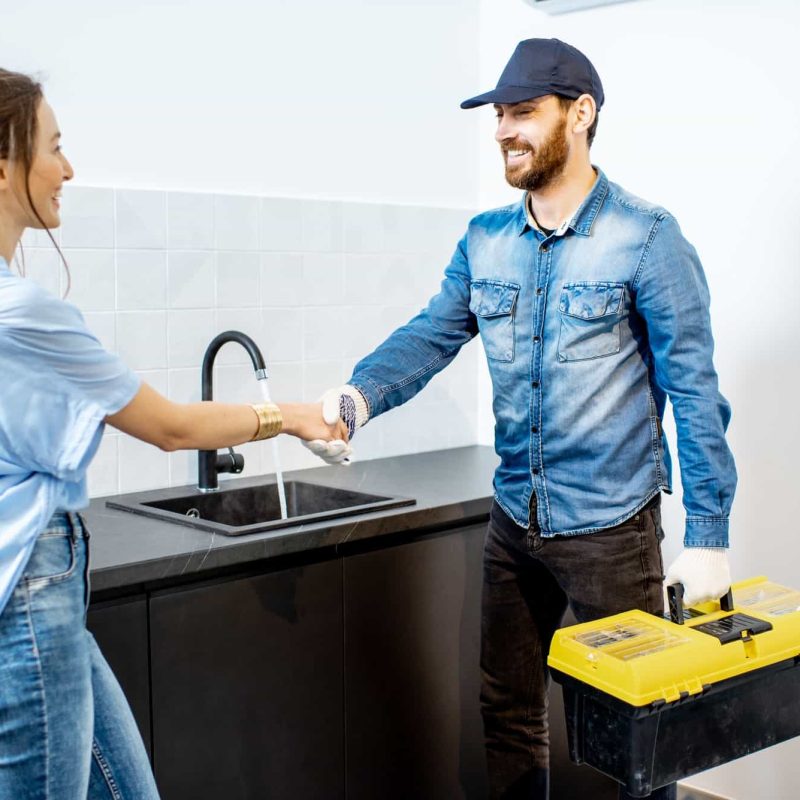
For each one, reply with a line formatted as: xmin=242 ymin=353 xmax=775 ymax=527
xmin=105 ymin=480 xmax=416 ymax=536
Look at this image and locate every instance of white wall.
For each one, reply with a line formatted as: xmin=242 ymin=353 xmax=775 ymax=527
xmin=478 ymin=1 xmax=800 ymax=797
xmin=0 ymin=0 xmax=479 ymax=207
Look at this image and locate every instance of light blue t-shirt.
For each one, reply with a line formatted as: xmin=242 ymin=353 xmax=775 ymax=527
xmin=0 ymin=258 xmax=140 ymax=614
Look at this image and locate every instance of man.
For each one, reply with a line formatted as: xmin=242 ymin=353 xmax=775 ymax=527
xmin=305 ymin=38 xmax=736 ymax=800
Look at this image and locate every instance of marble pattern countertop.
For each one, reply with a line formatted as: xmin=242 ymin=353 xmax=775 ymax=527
xmin=84 ymin=446 xmax=499 ymax=595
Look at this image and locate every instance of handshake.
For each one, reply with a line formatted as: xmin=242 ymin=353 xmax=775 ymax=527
xmin=299 ymin=385 xmax=369 ymax=465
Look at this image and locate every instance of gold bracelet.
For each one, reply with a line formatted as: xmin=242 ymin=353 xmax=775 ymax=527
xmin=250 ymin=403 xmax=282 ymax=441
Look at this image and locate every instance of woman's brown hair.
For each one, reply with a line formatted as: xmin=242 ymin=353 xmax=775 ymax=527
xmin=0 ymin=69 xmax=70 ymax=293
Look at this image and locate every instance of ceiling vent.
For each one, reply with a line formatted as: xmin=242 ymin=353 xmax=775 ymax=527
xmin=522 ymin=0 xmax=638 ymax=14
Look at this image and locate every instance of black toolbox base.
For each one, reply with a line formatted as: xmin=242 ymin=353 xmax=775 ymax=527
xmin=553 ymin=656 xmax=800 ymax=798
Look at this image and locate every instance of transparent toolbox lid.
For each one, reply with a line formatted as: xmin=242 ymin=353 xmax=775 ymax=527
xmin=548 ymin=577 xmax=800 ymax=707
xmin=574 ymin=621 xmax=689 ymax=661
xmin=734 ymin=580 xmax=800 ymax=618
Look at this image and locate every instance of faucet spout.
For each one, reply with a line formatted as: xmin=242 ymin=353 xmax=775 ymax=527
xmin=198 ymin=330 xmax=268 ymax=492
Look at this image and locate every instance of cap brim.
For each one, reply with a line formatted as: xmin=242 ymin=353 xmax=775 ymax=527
xmin=460 ymin=85 xmax=554 ymax=110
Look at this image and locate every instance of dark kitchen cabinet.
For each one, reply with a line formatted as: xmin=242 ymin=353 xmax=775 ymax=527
xmin=148 ymin=559 xmax=344 ymax=800
xmin=343 ymin=525 xmax=489 ymax=800
xmin=86 ymin=595 xmax=152 ymax=759
xmin=86 ymin=520 xmax=616 ymax=799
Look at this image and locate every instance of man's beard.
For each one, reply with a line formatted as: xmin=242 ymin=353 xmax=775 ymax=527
xmin=503 ymin=116 xmax=569 ymax=192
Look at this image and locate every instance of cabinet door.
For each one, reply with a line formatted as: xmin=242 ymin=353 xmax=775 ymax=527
xmin=149 ymin=559 xmax=344 ymax=800
xmin=343 ymin=525 xmax=489 ymax=800
xmin=87 ymin=595 xmax=151 ymax=758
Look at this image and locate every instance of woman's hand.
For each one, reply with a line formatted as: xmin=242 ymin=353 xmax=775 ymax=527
xmin=278 ymin=402 xmax=349 ymax=443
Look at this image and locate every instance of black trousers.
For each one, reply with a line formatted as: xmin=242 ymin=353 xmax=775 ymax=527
xmin=480 ymin=494 xmax=676 ymax=800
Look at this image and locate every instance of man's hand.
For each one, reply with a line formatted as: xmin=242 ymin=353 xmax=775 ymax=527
xmin=302 ymin=385 xmax=369 ymax=465
xmin=664 ymin=547 xmax=732 ymax=607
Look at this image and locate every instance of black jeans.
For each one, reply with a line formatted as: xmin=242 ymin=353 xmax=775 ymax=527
xmin=480 ymin=494 xmax=676 ymax=800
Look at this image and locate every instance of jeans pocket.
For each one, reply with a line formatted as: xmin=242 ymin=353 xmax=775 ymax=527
xmin=557 ymin=281 xmax=624 ymax=362
xmin=469 ymin=279 xmax=519 ymax=362
xmin=24 ymin=532 xmax=78 ymax=588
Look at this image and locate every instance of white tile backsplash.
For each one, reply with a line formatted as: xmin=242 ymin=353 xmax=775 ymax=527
xmin=63 ymin=249 xmax=115 ymax=311
xmin=302 ymin=253 xmax=344 ymax=306
xmin=168 ymin=309 xmax=217 ymax=368
xmin=116 ymin=250 xmax=167 ymax=310
xmin=303 ymin=307 xmax=346 ymax=361
xmin=214 ymin=195 xmax=260 ymax=252
xmin=262 ymin=307 xmax=304 ymax=363
xmin=261 ymin=198 xmax=304 ymax=252
xmin=60 ymin=187 xmax=115 ymax=248
xmin=342 ymin=202 xmax=387 ymax=253
xmin=118 ymin=434 xmax=170 ymax=493
xmin=115 ymin=190 xmax=167 ymax=249
xmin=20 ymin=248 xmax=62 ymax=297
xmin=168 ymin=251 xmax=215 ymax=309
xmin=168 ymin=192 xmax=214 ymax=250
xmin=216 ymin=251 xmax=260 ymax=308
xmin=116 ymin=310 xmax=167 ymax=370
xmin=47 ymin=186 xmax=478 ymax=497
xmin=261 ymin=253 xmax=303 ymax=307
xmin=301 ymin=200 xmax=343 ymax=253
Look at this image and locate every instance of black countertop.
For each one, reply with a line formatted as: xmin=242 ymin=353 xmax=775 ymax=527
xmin=84 ymin=446 xmax=499 ymax=596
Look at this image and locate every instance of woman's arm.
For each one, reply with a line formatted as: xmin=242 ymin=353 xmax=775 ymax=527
xmin=105 ymin=382 xmax=346 ymax=451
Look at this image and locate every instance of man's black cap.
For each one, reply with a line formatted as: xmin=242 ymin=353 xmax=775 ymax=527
xmin=460 ymin=38 xmax=604 ymax=110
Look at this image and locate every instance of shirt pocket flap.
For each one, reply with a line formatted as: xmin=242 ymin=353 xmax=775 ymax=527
xmin=559 ymin=282 xmax=624 ymax=320
xmin=469 ymin=280 xmax=520 ymax=318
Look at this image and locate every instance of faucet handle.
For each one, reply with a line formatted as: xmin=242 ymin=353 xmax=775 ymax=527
xmin=216 ymin=447 xmax=245 ymax=475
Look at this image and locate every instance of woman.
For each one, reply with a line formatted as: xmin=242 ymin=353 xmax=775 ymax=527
xmin=0 ymin=69 xmax=346 ymax=799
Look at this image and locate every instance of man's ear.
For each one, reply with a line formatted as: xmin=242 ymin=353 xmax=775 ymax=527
xmin=571 ymin=94 xmax=597 ymax=136
xmin=0 ymin=160 xmax=10 ymax=191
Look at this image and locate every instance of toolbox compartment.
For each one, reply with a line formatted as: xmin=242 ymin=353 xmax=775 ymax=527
xmin=548 ymin=578 xmax=800 ymax=797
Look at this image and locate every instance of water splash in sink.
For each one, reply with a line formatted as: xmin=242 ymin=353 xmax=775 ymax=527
xmin=258 ymin=376 xmax=288 ymax=520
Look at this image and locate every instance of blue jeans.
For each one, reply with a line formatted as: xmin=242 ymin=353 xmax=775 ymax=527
xmin=0 ymin=512 xmax=159 ymax=799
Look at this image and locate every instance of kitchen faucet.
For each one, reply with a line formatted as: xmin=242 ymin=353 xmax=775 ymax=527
xmin=198 ymin=330 xmax=268 ymax=492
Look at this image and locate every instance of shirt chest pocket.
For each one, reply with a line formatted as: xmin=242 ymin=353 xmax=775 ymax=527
xmin=557 ymin=282 xmax=625 ymax=362
xmin=469 ymin=279 xmax=520 ymax=363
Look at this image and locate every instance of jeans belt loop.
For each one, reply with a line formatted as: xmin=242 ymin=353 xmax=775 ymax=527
xmin=67 ymin=511 xmax=83 ymax=542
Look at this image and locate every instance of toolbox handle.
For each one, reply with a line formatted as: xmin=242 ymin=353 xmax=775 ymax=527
xmin=667 ymin=583 xmax=734 ymax=625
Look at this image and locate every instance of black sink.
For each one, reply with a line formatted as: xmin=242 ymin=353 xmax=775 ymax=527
xmin=105 ymin=480 xmax=416 ymax=536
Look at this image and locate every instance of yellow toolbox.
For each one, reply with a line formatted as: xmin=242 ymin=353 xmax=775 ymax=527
xmin=547 ymin=577 xmax=800 ymax=797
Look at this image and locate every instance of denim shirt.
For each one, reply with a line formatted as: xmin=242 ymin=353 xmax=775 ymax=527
xmin=349 ymin=169 xmax=736 ymax=547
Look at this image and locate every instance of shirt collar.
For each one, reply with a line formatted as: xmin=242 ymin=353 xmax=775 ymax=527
xmin=516 ymin=167 xmax=609 ymax=238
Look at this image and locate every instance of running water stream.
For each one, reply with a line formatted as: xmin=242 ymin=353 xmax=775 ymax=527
xmin=257 ymin=377 xmax=288 ymax=520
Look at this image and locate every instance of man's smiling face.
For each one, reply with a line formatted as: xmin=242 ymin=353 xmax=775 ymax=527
xmin=494 ymin=95 xmax=571 ymax=192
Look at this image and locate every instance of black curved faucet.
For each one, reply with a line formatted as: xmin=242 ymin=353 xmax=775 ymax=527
xmin=199 ymin=330 xmax=268 ymax=492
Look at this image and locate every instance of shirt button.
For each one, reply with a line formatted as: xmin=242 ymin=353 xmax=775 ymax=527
xmin=532 ymin=467 xmax=540 ymax=475
xmin=531 ymin=425 xmax=539 ymax=434
xmin=533 ymin=336 xmax=541 ymax=343
xmin=536 ymin=287 xmax=543 ymax=295
xmin=532 ymin=381 xmax=540 ymax=388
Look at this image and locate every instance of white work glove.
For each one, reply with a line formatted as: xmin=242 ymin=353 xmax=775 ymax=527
xmin=664 ymin=547 xmax=732 ymax=608
xmin=302 ymin=437 xmax=353 ymax=466
xmin=302 ymin=385 xmax=369 ymax=466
